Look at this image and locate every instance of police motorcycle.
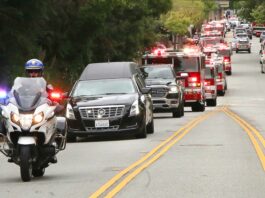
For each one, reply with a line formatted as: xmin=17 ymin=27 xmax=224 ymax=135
xmin=0 ymin=77 xmax=67 ymax=182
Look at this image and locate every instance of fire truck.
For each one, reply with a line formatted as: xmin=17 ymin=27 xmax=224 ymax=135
xmin=205 ymin=63 xmax=217 ymax=106
xmin=217 ymin=45 xmax=233 ymax=75
xmin=142 ymin=48 xmax=206 ymax=112
xmin=200 ymin=37 xmax=224 ymax=48
xmin=213 ymin=56 xmax=227 ymax=96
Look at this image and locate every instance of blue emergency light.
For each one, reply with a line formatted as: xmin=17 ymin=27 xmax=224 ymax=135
xmin=0 ymin=89 xmax=7 ymax=99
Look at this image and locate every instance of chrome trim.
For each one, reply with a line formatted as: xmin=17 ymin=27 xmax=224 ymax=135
xmin=85 ymin=125 xmax=119 ymax=132
xmin=79 ymin=105 xmax=125 ymax=119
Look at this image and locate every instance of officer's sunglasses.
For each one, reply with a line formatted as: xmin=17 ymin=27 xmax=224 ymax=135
xmin=27 ymin=69 xmax=42 ymax=74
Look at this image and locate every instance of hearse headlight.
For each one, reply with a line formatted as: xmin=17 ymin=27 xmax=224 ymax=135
xmin=66 ymin=103 xmax=76 ymax=120
xmin=130 ymin=100 xmax=140 ymax=116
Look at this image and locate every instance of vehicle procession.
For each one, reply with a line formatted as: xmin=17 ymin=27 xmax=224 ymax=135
xmin=2 ymin=4 xmax=265 ymax=196
xmin=0 ymin=12 xmax=261 ymax=182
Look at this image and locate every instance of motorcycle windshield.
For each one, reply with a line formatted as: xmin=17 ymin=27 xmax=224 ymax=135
xmin=10 ymin=77 xmax=48 ymax=111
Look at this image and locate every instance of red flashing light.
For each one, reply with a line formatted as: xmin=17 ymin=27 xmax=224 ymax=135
xmin=190 ymin=77 xmax=198 ymax=82
xmin=50 ymin=91 xmax=63 ymax=101
xmin=224 ymin=57 xmax=230 ymax=62
xmin=188 ymin=74 xmax=201 ymax=87
xmin=204 ymin=81 xmax=210 ymax=86
xmin=153 ymin=48 xmax=165 ymax=56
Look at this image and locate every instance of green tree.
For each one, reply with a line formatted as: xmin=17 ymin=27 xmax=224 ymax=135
xmin=251 ymin=3 xmax=265 ymax=25
xmin=234 ymin=0 xmax=265 ymax=21
xmin=161 ymin=10 xmax=191 ymax=49
xmin=161 ymin=0 xmax=217 ymax=50
xmin=0 ymin=0 xmax=172 ymax=89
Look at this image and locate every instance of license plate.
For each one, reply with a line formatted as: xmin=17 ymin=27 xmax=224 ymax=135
xmin=95 ymin=120 xmax=109 ymax=128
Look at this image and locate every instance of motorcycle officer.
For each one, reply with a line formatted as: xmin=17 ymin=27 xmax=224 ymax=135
xmin=2 ymin=59 xmax=63 ymax=163
xmin=25 ymin=59 xmax=54 ymax=92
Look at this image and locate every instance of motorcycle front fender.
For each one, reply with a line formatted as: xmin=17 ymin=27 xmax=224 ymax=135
xmin=18 ymin=137 xmax=36 ymax=145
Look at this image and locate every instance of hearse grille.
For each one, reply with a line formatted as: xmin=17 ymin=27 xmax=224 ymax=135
xmin=79 ymin=106 xmax=125 ymax=119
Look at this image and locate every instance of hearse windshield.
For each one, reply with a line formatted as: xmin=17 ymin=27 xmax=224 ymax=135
xmin=72 ymin=79 xmax=136 ymax=97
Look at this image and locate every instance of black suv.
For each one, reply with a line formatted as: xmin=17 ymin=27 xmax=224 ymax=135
xmin=140 ymin=64 xmax=184 ymax=117
xmin=66 ymin=62 xmax=154 ymax=141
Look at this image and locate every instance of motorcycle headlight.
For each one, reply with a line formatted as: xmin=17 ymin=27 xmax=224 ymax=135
xmin=169 ymin=86 xmax=178 ymax=93
xmin=130 ymin=100 xmax=140 ymax=116
xmin=33 ymin=112 xmax=44 ymax=125
xmin=66 ymin=103 xmax=76 ymax=119
xmin=11 ymin=112 xmax=20 ymax=125
xmin=20 ymin=114 xmax=33 ymax=130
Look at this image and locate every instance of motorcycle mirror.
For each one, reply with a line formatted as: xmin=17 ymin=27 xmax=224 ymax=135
xmin=55 ymin=105 xmax=65 ymax=114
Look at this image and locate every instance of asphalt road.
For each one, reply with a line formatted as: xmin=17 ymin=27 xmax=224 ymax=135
xmin=1 ymin=33 xmax=265 ymax=198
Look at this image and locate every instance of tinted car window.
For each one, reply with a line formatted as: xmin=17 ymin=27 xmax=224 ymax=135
xmin=238 ymin=40 xmax=249 ymax=44
xmin=236 ymin=34 xmax=248 ymax=38
xmin=72 ymin=79 xmax=136 ymax=96
xmin=253 ymin=27 xmax=265 ymax=31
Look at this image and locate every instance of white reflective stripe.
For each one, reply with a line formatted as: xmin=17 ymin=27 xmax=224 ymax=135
xmin=205 ymin=86 xmax=217 ymax=91
xmin=18 ymin=137 xmax=36 ymax=145
xmin=185 ymin=88 xmax=201 ymax=92
xmin=185 ymin=100 xmax=197 ymax=102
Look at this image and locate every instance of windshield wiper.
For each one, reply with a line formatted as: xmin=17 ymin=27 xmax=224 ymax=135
xmin=74 ymin=95 xmax=91 ymax=98
xmin=104 ymin=93 xmax=128 ymax=95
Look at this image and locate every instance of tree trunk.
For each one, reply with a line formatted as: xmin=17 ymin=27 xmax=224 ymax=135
xmin=173 ymin=34 xmax=177 ymax=50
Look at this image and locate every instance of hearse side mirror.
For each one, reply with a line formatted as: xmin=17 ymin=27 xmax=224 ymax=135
xmin=166 ymin=82 xmax=172 ymax=86
xmin=141 ymin=87 xmax=151 ymax=94
xmin=62 ymin=92 xmax=69 ymax=99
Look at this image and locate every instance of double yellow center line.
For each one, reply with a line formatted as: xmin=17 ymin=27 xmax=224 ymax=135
xmin=223 ymin=107 xmax=265 ymax=171
xmin=90 ymin=106 xmax=265 ymax=197
xmin=90 ymin=108 xmax=222 ymax=198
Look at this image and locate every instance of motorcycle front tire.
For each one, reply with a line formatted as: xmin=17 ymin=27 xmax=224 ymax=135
xmin=20 ymin=145 xmax=33 ymax=182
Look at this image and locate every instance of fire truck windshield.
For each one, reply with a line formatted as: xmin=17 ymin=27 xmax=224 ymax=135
xmin=140 ymin=66 xmax=174 ymax=80
xmin=205 ymin=67 xmax=214 ymax=78
xmin=218 ymin=50 xmax=230 ymax=56
xmin=202 ymin=39 xmax=221 ymax=46
xmin=217 ymin=64 xmax=224 ymax=72
xmin=143 ymin=56 xmax=199 ymax=72
xmin=173 ymin=57 xmax=199 ymax=72
xmin=144 ymin=57 xmax=172 ymax=65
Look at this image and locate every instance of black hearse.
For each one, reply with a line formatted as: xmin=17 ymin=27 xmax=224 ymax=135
xmin=66 ymin=62 xmax=154 ymax=141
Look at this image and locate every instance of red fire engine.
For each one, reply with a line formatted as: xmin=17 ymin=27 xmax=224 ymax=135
xmin=142 ymin=48 xmax=206 ymax=112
